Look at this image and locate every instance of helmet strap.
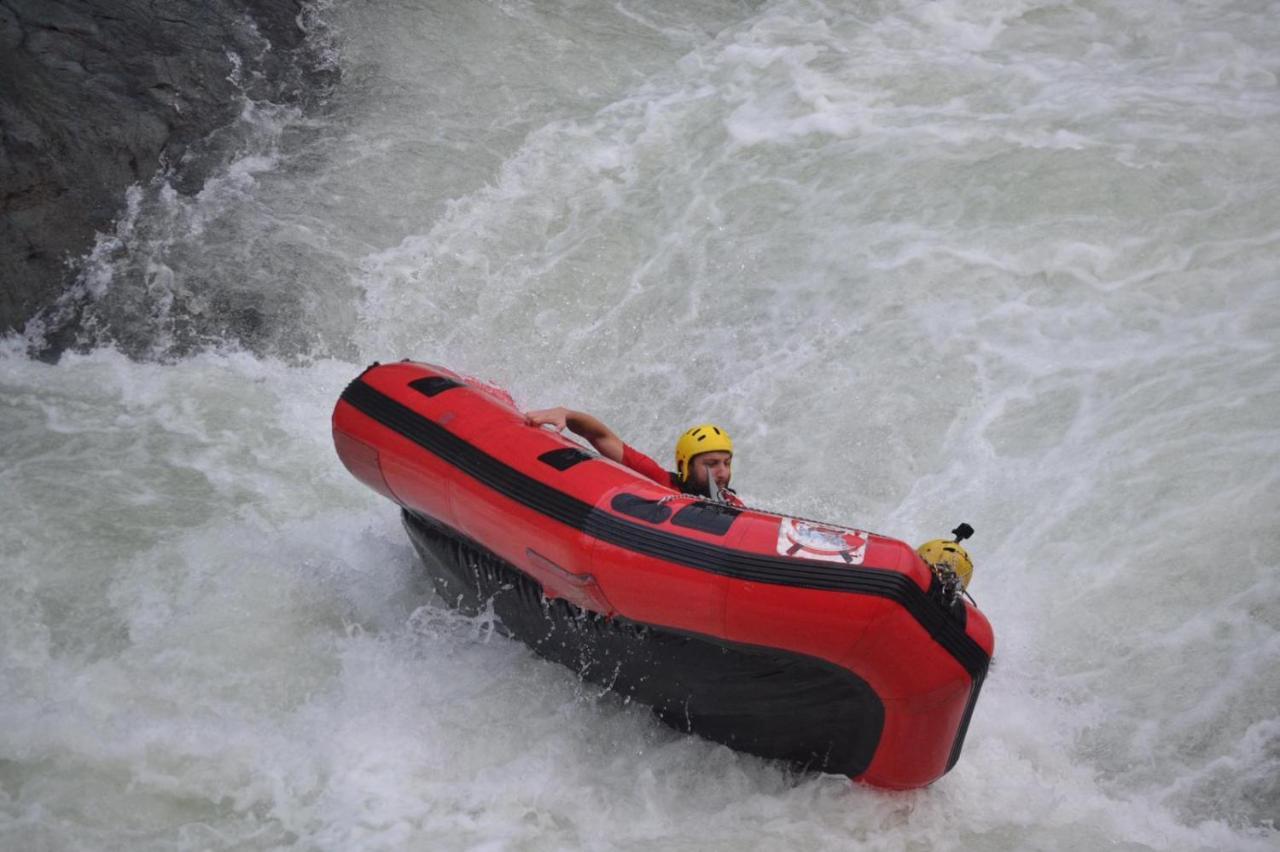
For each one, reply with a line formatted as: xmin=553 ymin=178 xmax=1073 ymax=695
xmin=681 ymin=456 xmax=730 ymax=504
xmin=706 ymin=469 xmax=724 ymax=503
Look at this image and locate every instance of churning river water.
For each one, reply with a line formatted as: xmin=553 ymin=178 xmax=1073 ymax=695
xmin=3 ymin=0 xmax=1279 ymax=848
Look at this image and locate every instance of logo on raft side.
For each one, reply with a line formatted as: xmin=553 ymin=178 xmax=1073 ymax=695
xmin=777 ymin=519 xmax=869 ymax=565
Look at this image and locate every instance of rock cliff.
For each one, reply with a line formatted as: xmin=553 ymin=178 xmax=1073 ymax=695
xmin=0 ymin=0 xmax=330 ymax=334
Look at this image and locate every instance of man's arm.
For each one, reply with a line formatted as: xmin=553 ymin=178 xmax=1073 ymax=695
xmin=525 ymin=407 xmax=625 ymax=462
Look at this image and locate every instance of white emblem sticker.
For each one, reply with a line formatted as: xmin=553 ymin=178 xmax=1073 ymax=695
xmin=777 ymin=519 xmax=869 ymax=565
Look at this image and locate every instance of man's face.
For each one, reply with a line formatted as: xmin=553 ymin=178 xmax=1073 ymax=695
xmin=690 ymin=451 xmax=732 ymax=490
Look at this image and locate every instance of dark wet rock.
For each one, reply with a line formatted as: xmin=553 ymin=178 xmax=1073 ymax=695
xmin=0 ymin=0 xmax=332 ymax=335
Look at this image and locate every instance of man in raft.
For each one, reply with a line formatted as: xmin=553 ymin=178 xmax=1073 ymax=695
xmin=525 ymin=408 xmax=745 ymax=508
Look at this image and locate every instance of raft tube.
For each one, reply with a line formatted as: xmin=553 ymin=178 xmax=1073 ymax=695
xmin=332 ymin=361 xmax=995 ymax=789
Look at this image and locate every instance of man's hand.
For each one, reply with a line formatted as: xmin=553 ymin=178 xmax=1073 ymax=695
xmin=525 ymin=407 xmax=569 ymax=432
xmin=523 ymin=406 xmax=624 ymax=463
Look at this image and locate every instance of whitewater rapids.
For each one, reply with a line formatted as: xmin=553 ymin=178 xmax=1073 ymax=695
xmin=2 ymin=0 xmax=1278 ymax=848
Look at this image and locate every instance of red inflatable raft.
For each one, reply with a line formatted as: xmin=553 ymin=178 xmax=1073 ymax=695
xmin=332 ymin=361 xmax=994 ymax=789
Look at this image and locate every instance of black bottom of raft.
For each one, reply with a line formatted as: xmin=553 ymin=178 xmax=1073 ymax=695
xmin=402 ymin=509 xmax=884 ymax=776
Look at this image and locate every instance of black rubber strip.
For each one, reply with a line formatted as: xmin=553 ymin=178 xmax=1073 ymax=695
xmin=612 ymin=493 xmax=674 ymax=524
xmin=409 ymin=376 xmax=463 ymax=397
xmin=947 ymin=666 xmax=986 ymax=771
xmin=670 ymin=501 xmax=740 ymax=536
xmin=538 ymin=447 xmax=593 ymax=471
xmin=340 ymin=378 xmax=990 ymax=678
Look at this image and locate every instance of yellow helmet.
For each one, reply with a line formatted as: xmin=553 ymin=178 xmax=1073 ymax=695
xmin=675 ymin=423 xmax=734 ymax=482
xmin=917 ymin=539 xmax=974 ymax=589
